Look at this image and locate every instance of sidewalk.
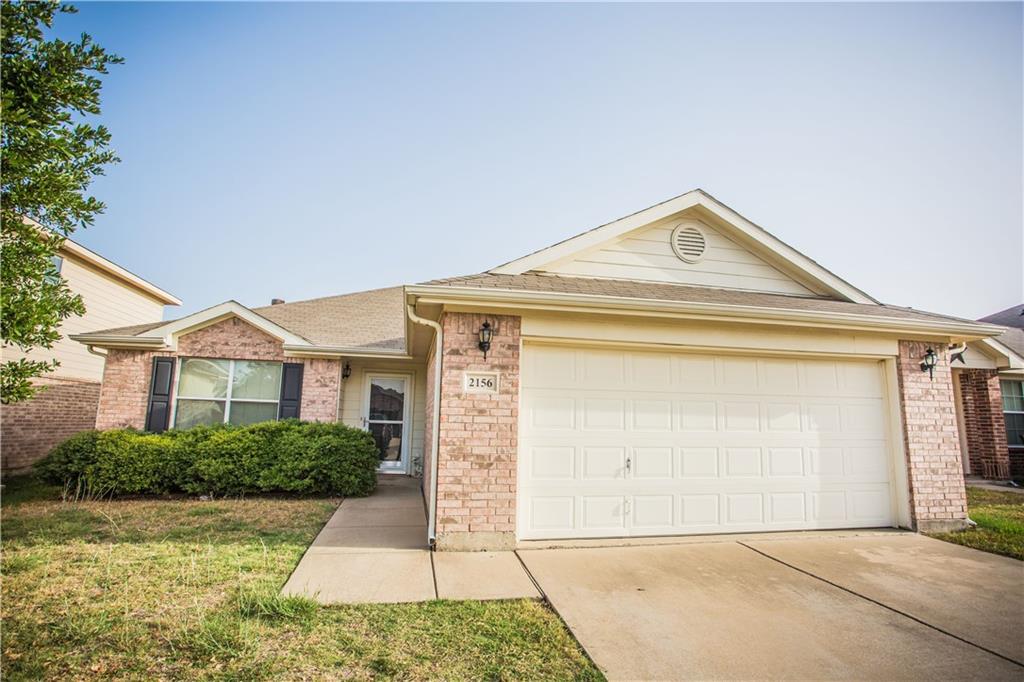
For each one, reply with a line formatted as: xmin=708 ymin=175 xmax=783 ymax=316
xmin=281 ymin=476 xmax=539 ymax=604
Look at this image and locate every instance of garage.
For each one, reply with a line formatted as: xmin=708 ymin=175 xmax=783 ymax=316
xmin=518 ymin=343 xmax=898 ymax=540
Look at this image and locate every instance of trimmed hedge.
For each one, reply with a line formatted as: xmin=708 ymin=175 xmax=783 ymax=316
xmin=36 ymin=420 xmax=379 ymax=498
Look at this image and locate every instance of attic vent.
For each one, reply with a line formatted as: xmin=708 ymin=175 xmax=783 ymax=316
xmin=670 ymin=223 xmax=707 ymax=263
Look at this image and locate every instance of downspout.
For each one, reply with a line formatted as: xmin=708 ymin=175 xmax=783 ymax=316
xmin=86 ymin=345 xmax=107 ymax=358
xmin=406 ymin=302 xmax=442 ymax=549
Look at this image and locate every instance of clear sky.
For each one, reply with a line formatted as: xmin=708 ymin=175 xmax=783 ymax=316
xmin=52 ymin=2 xmax=1022 ymax=320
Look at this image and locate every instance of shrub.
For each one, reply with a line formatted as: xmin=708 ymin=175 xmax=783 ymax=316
xmin=36 ymin=420 xmax=379 ymax=498
xmin=35 ymin=430 xmax=101 ymax=487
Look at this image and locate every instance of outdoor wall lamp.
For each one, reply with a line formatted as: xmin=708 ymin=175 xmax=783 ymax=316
xmin=920 ymin=348 xmax=938 ymax=380
xmin=342 ymin=362 xmax=352 ymax=380
xmin=478 ymin=321 xmax=493 ymax=360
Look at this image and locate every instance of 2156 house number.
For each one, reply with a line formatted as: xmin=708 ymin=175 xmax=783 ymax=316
xmin=464 ymin=372 xmax=499 ymax=394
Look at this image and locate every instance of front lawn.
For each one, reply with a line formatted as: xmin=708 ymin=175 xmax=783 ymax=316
xmin=929 ymin=486 xmax=1024 ymax=560
xmin=0 ymin=477 xmax=600 ymax=680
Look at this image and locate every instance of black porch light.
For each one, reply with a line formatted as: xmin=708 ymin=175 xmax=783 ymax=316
xmin=342 ymin=362 xmax=352 ymax=380
xmin=478 ymin=321 xmax=494 ymax=360
xmin=920 ymin=347 xmax=938 ymax=380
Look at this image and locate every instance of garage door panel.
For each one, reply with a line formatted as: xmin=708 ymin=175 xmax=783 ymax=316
xmin=582 ymin=447 xmax=626 ymax=479
xmin=582 ymin=398 xmax=625 ymax=430
xmin=769 ymin=493 xmax=807 ymax=523
xmin=633 ymin=400 xmax=673 ymax=430
xmin=519 ymin=346 xmax=896 ymax=539
xmin=681 ymin=447 xmax=719 ymax=477
xmin=630 ymin=353 xmax=673 ymax=388
xmin=529 ymin=446 xmax=576 ymax=480
xmin=633 ymin=447 xmax=674 ymax=478
xmin=582 ymin=496 xmax=626 ymax=530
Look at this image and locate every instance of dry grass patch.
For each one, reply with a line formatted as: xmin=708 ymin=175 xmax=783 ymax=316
xmin=1 ymin=477 xmax=600 ymax=680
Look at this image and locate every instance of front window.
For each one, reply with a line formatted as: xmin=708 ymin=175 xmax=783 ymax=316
xmin=1001 ymin=379 xmax=1024 ymax=449
xmin=174 ymin=358 xmax=282 ymax=429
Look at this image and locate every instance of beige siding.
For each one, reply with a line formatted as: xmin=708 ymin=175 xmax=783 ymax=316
xmin=337 ymin=358 xmax=427 ymax=474
xmin=539 ymin=216 xmax=816 ymax=296
xmin=1 ymin=255 xmax=167 ymax=382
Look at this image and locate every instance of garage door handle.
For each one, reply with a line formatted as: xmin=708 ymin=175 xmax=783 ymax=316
xmin=625 ymin=457 xmax=632 ymax=475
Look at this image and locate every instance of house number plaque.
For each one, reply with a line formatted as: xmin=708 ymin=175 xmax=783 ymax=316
xmin=464 ymin=372 xmax=500 ymax=394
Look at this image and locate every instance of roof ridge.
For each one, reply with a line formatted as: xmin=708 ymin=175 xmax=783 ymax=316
xmin=250 ymin=284 xmax=406 ymax=311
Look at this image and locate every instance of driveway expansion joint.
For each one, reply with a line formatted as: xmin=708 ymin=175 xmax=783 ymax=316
xmin=736 ymin=541 xmax=1024 ymax=669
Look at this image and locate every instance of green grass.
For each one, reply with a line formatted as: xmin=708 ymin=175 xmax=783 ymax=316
xmin=1 ymin=476 xmax=601 ymax=680
xmin=929 ymin=486 xmax=1024 ymax=560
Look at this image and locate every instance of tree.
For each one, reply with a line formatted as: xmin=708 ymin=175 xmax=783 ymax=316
xmin=1 ymin=1 xmax=122 ymax=403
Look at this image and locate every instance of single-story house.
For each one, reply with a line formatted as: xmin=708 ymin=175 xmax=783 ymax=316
xmin=72 ymin=190 xmax=1009 ymax=550
xmin=954 ymin=304 xmax=1024 ymax=480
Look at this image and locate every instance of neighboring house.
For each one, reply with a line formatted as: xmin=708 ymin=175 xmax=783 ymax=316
xmin=73 ymin=190 xmax=1006 ymax=550
xmin=953 ymin=305 xmax=1024 ymax=480
xmin=1 ymin=237 xmax=180 ymax=474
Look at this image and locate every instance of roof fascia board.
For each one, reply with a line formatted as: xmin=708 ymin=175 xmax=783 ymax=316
xmin=489 ymin=191 xmax=876 ymax=305
xmin=981 ymin=338 xmax=1024 ymax=369
xmin=46 ymin=231 xmax=182 ymax=306
xmin=125 ymin=301 xmax=310 ymax=348
xmin=68 ymin=333 xmax=167 ymax=349
xmin=282 ymin=344 xmax=413 ymax=359
xmin=406 ymin=285 xmax=1003 ymax=340
xmin=489 ymin=192 xmax=702 ymax=276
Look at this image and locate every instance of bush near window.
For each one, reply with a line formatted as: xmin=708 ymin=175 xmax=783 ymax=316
xmin=36 ymin=420 xmax=379 ymax=498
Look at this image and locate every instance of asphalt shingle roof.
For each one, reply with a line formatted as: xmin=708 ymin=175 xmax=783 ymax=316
xmin=82 ymin=286 xmax=407 ymax=352
xmin=979 ymin=304 xmax=1024 ymax=358
xmin=420 ymin=272 xmax=988 ymax=327
xmin=251 ymin=286 xmax=406 ymax=351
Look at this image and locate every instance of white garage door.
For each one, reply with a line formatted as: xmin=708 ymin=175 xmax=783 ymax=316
xmin=519 ymin=344 xmax=896 ymax=540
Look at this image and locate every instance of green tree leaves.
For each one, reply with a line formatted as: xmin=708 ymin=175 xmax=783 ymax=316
xmin=1 ymin=1 xmax=122 ymax=402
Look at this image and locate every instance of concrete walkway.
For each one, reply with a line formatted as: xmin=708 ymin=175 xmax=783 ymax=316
xmin=966 ymin=478 xmax=1024 ymax=495
xmin=281 ymin=476 xmax=538 ymax=603
xmin=521 ymin=532 xmax=1024 ymax=680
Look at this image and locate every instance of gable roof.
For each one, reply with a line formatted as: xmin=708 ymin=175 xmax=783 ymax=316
xmin=489 ymin=189 xmax=877 ymax=305
xmin=72 ymin=287 xmax=408 ymax=356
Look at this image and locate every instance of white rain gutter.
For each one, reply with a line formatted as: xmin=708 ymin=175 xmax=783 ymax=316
xmin=405 ymin=303 xmax=442 ymax=549
xmin=405 ymin=285 xmax=1005 ymax=341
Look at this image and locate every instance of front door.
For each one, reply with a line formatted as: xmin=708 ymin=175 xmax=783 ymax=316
xmin=365 ymin=374 xmax=410 ymax=473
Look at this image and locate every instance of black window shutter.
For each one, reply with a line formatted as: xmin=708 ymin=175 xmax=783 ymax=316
xmin=145 ymin=357 xmax=176 ymax=433
xmin=278 ymin=363 xmax=304 ymax=419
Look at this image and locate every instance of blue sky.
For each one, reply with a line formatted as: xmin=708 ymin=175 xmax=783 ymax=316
xmin=53 ymin=2 xmax=1022 ymax=320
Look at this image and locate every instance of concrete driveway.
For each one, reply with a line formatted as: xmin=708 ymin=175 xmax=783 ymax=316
xmin=518 ymin=533 xmax=1024 ymax=680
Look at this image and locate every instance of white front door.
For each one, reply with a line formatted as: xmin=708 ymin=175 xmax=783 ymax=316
xmin=365 ymin=374 xmax=410 ymax=473
xmin=519 ymin=344 xmax=896 ymax=540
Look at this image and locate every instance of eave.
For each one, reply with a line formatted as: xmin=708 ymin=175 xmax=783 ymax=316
xmin=406 ymin=285 xmax=1004 ymax=341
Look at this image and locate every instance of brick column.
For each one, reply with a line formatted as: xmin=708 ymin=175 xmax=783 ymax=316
xmin=956 ymin=368 xmax=1010 ymax=479
xmin=895 ymin=340 xmax=969 ymax=532
xmin=434 ymin=312 xmax=520 ymax=551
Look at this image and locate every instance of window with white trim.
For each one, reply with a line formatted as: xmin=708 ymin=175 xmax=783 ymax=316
xmin=174 ymin=358 xmax=282 ymax=429
xmin=1001 ymin=379 xmax=1024 ymax=449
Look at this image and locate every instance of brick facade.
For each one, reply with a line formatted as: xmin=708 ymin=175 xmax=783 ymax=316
xmin=95 ymin=317 xmax=340 ymax=430
xmin=1 ymin=377 xmax=101 ymax=474
xmin=895 ymin=340 xmax=969 ymax=532
xmin=434 ymin=313 xmax=520 ymax=550
xmin=955 ymin=368 xmax=1011 ymax=479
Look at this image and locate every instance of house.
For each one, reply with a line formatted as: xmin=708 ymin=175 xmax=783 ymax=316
xmin=953 ymin=305 xmax=1024 ymax=479
xmin=71 ymin=190 xmax=1007 ymax=550
xmin=1 ymin=237 xmax=180 ymax=474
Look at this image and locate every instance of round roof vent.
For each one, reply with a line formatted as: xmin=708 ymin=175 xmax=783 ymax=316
xmin=670 ymin=223 xmax=707 ymax=263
